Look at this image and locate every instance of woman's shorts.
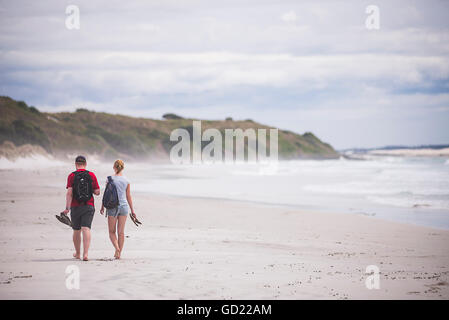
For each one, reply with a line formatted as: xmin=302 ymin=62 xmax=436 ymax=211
xmin=106 ymin=204 xmax=129 ymax=218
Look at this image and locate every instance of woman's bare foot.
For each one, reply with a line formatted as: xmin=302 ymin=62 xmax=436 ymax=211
xmin=114 ymin=249 xmax=121 ymax=259
xmin=83 ymin=254 xmax=88 ymax=261
xmin=73 ymin=252 xmax=80 ymax=259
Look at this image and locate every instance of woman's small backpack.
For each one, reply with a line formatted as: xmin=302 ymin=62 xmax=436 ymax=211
xmin=102 ymin=176 xmax=119 ymax=209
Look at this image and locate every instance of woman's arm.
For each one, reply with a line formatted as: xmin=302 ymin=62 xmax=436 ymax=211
xmin=126 ymin=184 xmax=135 ymax=216
xmin=100 ymin=180 xmax=108 ymax=214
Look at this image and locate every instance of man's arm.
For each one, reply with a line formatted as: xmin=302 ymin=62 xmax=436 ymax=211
xmin=92 ymin=173 xmax=100 ymax=196
xmin=62 ymin=187 xmax=73 ymax=214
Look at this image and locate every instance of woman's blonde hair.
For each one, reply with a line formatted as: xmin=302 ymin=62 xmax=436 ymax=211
xmin=113 ymin=159 xmax=125 ymax=174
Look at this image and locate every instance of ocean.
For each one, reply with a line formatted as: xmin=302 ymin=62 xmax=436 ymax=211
xmin=130 ymin=156 xmax=449 ymax=230
xmin=2 ymin=154 xmax=448 ymax=229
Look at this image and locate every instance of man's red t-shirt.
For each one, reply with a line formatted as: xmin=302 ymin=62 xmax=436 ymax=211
xmin=66 ymin=169 xmax=100 ymax=208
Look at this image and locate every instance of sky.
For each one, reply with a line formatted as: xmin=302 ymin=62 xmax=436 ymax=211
xmin=0 ymin=0 xmax=448 ymax=149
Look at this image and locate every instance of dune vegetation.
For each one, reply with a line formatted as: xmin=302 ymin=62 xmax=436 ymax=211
xmin=0 ymin=96 xmax=338 ymax=160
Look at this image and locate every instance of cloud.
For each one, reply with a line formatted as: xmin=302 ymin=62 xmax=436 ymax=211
xmin=2 ymin=51 xmax=447 ymax=93
xmin=0 ymin=0 xmax=449 ymax=148
xmin=281 ymin=11 xmax=297 ymax=23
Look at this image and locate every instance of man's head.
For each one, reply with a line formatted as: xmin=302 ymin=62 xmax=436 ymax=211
xmin=75 ymin=155 xmax=87 ymax=169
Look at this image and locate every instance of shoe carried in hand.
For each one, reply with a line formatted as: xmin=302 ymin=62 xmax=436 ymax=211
xmin=130 ymin=213 xmax=142 ymax=227
xmin=55 ymin=212 xmax=72 ymax=227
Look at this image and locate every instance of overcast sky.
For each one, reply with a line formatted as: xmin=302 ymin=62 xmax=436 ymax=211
xmin=1 ymin=0 xmax=448 ymax=149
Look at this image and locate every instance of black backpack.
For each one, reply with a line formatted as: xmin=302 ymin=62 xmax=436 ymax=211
xmin=72 ymin=170 xmax=93 ymax=204
xmin=102 ymin=176 xmax=119 ymax=209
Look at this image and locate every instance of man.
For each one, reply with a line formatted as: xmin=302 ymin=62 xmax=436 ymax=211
xmin=62 ymin=156 xmax=100 ymax=261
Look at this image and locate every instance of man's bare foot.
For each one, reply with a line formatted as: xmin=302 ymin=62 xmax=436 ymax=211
xmin=83 ymin=254 xmax=88 ymax=261
xmin=73 ymin=252 xmax=80 ymax=259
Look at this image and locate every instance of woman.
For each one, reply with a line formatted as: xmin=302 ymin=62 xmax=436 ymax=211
xmin=100 ymin=159 xmax=137 ymax=259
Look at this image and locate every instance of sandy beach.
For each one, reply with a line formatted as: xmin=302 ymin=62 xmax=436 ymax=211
xmin=0 ymin=165 xmax=448 ymax=300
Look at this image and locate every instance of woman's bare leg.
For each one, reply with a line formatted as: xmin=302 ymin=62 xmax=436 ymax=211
xmin=116 ymin=215 xmax=127 ymax=259
xmin=107 ymin=216 xmax=120 ymax=258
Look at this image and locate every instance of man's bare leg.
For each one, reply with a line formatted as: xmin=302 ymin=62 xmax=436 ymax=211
xmin=81 ymin=227 xmax=91 ymax=261
xmin=73 ymin=230 xmax=81 ymax=259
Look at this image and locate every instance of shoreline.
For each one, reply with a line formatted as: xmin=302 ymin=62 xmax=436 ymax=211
xmin=369 ymin=148 xmax=449 ymax=157
xmin=2 ymin=160 xmax=449 ymax=230
xmin=133 ymin=190 xmax=449 ymax=231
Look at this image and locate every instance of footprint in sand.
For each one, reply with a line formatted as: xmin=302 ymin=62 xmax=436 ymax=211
xmin=98 ymin=258 xmax=115 ymax=262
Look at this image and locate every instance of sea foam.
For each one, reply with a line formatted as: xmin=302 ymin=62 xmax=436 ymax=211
xmin=0 ymin=155 xmax=66 ymax=170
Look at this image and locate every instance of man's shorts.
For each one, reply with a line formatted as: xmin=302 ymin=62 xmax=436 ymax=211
xmin=70 ymin=205 xmax=95 ymax=230
xmin=106 ymin=204 xmax=129 ymax=218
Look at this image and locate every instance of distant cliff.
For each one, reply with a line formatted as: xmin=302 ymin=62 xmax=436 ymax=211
xmin=0 ymin=96 xmax=339 ymax=160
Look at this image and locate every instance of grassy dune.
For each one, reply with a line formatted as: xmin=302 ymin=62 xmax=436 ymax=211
xmin=0 ymin=96 xmax=338 ymax=160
